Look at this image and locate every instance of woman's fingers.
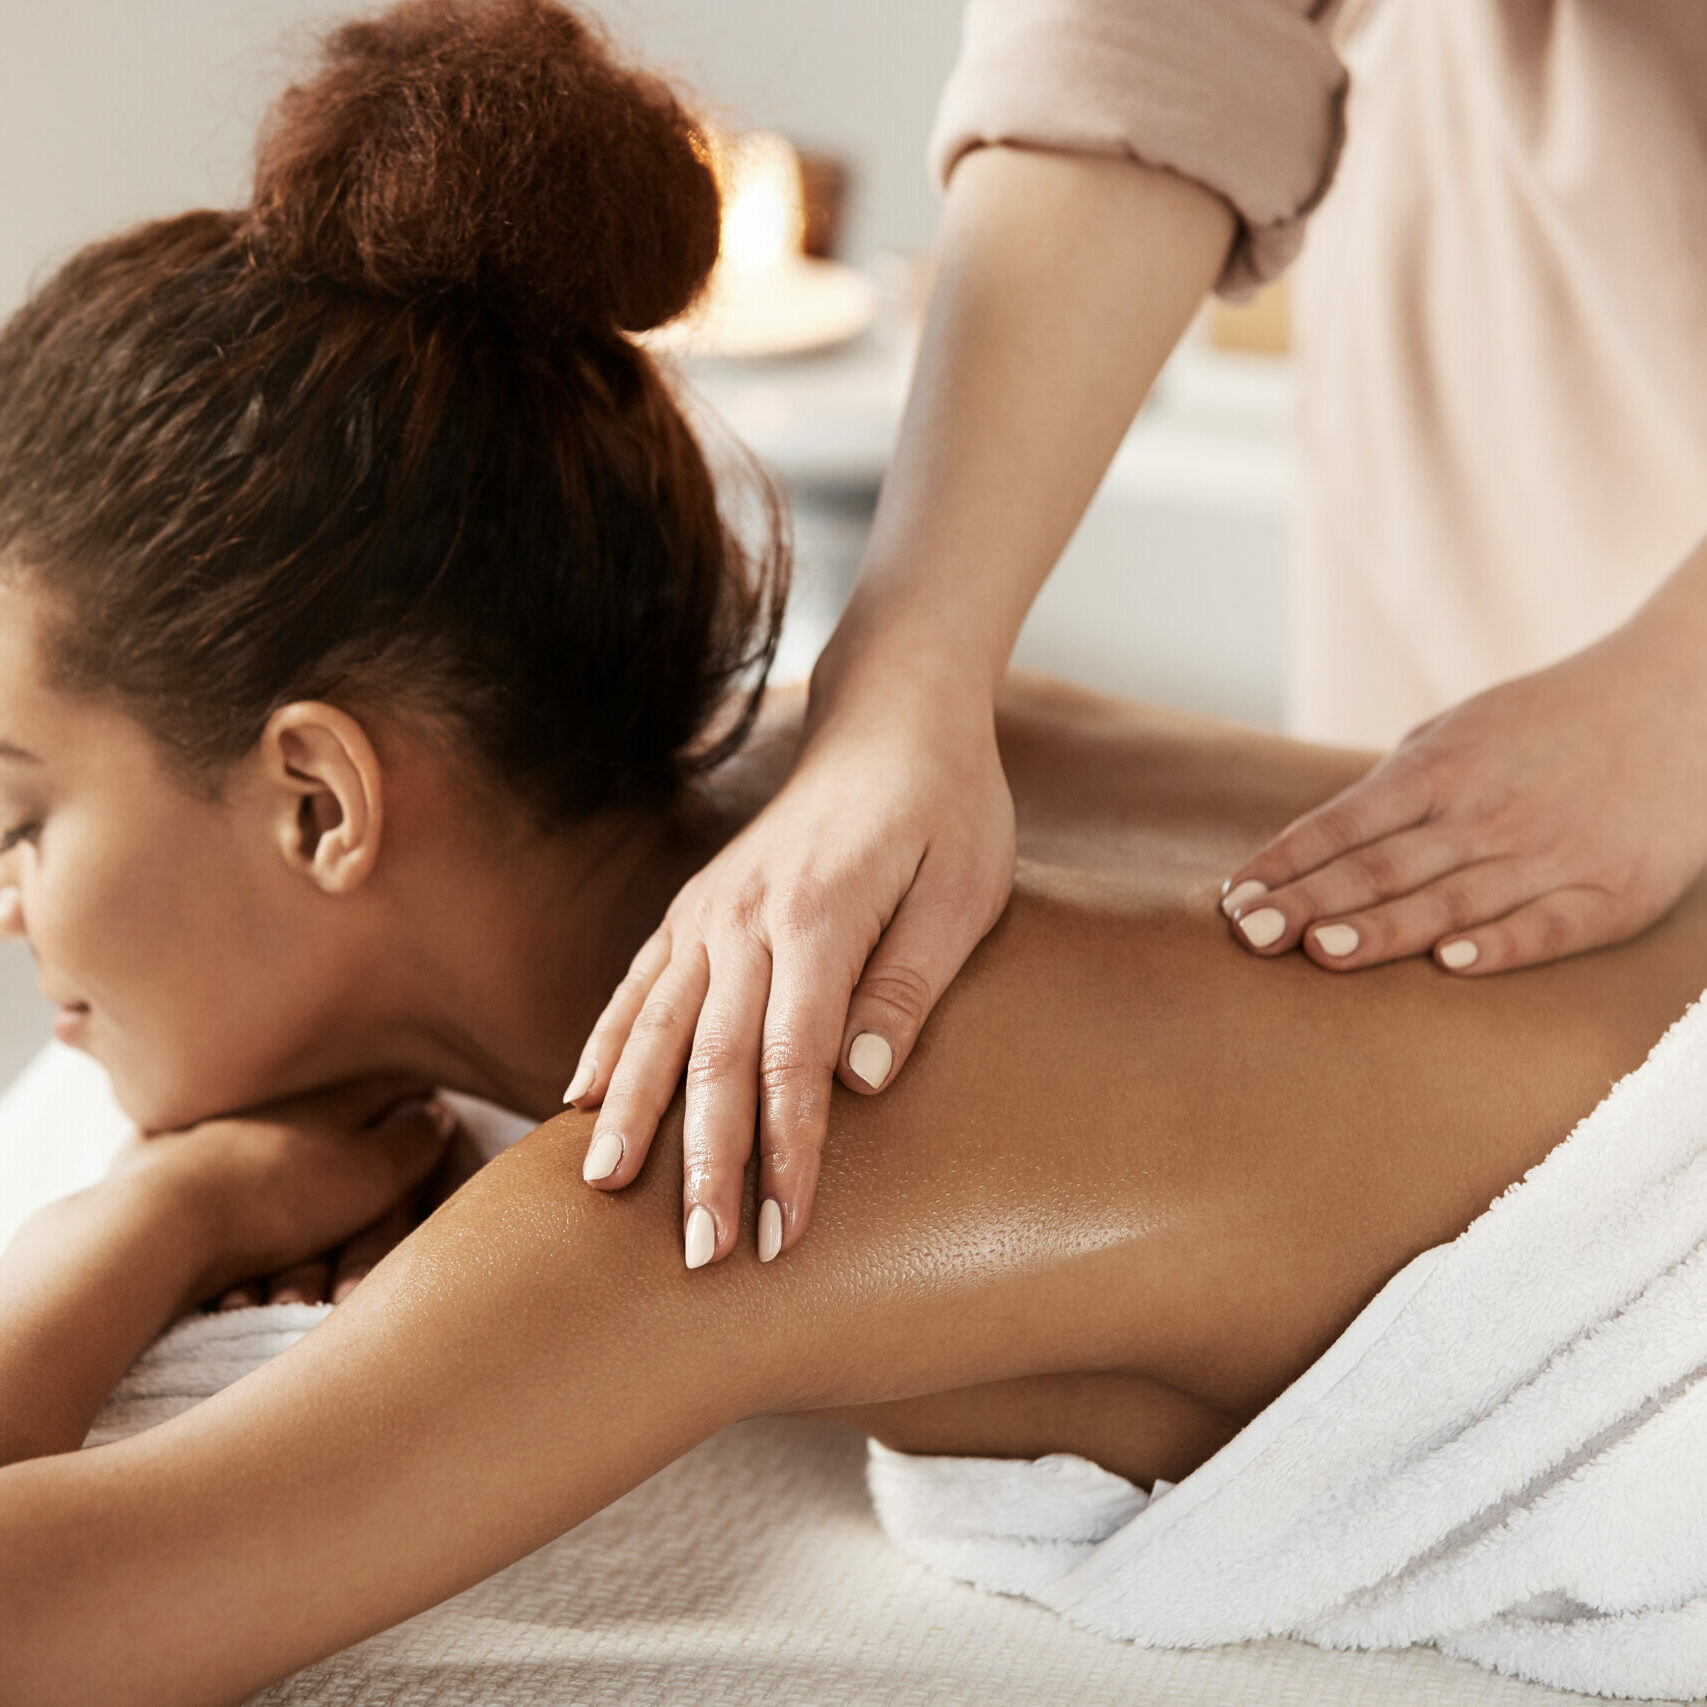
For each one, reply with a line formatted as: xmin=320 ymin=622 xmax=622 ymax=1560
xmin=330 ymin=1200 xmax=417 ymax=1304
xmin=266 ymin=1258 xmax=331 ymax=1307
xmin=1221 ymin=754 xmax=1436 ymax=912
xmin=581 ymin=950 xmax=711 ymax=1195
xmin=215 ymin=1282 xmax=264 ymax=1312
xmin=1224 ymin=824 xmax=1478 ymax=957
xmin=563 ymin=927 xmax=673 ymax=1108
xmin=678 ymin=943 xmax=772 ymax=1267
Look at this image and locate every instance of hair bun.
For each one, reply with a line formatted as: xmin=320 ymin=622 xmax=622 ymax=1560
xmin=248 ymin=0 xmax=720 ymax=335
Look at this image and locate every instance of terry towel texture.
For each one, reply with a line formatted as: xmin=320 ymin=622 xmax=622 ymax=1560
xmin=869 ymin=994 xmax=1707 ymax=1700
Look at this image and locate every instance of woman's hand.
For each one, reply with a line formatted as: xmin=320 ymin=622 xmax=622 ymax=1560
xmin=1219 ymin=587 xmax=1707 ymax=976
xmin=107 ymin=1077 xmax=457 ymax=1309
xmin=208 ymin=1113 xmax=485 ymax=1310
xmin=566 ymin=655 xmax=1016 ymax=1270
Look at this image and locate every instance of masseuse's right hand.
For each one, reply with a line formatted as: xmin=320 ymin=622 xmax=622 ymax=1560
xmin=570 ymin=142 xmax=1237 ymax=1268
xmin=567 ymin=644 xmax=1016 ymax=1268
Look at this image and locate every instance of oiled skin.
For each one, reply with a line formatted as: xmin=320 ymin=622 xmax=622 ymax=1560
xmin=6 ymin=677 xmax=1706 ymax=1707
xmin=807 ymin=680 xmax=1707 ymax=1472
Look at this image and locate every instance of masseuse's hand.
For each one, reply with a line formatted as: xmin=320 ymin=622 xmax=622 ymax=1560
xmin=1220 ymin=600 xmax=1707 ymax=976
xmin=567 ymin=652 xmax=1016 ymax=1268
xmin=109 ymin=1077 xmax=457 ymax=1309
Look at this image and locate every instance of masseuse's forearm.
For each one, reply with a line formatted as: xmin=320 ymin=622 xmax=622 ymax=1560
xmin=825 ymin=145 xmax=1234 ymax=700
xmin=1619 ymin=531 xmax=1707 ymax=659
xmin=0 ymin=1178 xmax=211 ymax=1465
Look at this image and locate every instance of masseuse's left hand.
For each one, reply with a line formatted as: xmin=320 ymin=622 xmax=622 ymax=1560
xmin=1220 ymin=554 xmax=1707 ymax=975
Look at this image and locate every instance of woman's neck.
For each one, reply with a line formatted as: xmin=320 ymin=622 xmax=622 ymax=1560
xmin=389 ymin=803 xmax=721 ymax=1120
xmin=288 ymin=692 xmax=802 ymax=1123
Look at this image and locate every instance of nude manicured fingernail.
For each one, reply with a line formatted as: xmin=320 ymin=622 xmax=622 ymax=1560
xmin=562 ymin=1058 xmax=595 ymax=1105
xmin=758 ymin=1198 xmax=783 ymax=1263
xmin=1221 ymin=878 xmax=1268 ymax=918
xmin=1439 ymin=939 xmax=1479 ymax=971
xmin=1313 ymin=923 xmax=1360 ymax=958
xmin=582 ymin=1130 xmax=623 ymax=1182
xmin=1238 ymin=907 xmax=1286 ymax=949
xmin=684 ymin=1204 xmax=716 ymax=1270
xmin=848 ymin=1032 xmax=893 ymax=1089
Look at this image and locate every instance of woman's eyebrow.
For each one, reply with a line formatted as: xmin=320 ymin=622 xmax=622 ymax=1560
xmin=0 ymin=739 xmax=42 ymax=763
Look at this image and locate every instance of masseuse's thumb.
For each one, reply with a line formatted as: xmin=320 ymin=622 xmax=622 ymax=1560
xmin=838 ymin=862 xmax=1006 ymax=1096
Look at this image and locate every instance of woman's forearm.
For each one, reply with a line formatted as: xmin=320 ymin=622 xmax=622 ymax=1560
xmin=824 ymin=144 xmax=1234 ymax=703
xmin=0 ymin=1176 xmax=213 ymax=1465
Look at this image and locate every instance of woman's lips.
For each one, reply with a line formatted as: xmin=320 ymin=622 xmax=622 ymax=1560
xmin=52 ymin=1001 xmax=90 ymax=1042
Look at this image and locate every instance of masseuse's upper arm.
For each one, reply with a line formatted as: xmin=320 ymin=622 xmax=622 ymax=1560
xmin=932 ymin=0 xmax=1349 ymax=296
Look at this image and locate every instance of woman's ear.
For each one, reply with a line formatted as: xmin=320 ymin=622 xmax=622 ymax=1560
xmin=259 ymin=703 xmax=384 ymax=895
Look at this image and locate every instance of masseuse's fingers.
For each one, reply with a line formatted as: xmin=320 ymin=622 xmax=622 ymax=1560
xmin=330 ymin=1199 xmax=417 ymax=1303
xmin=267 ymin=1257 xmax=331 ymax=1307
xmin=1285 ymin=857 xmax=1544 ymax=971
xmin=1430 ymin=887 xmax=1623 ymax=977
xmin=581 ymin=950 xmax=710 ymax=1199
xmin=1223 ymin=824 xmax=1480 ymax=958
xmin=1219 ymin=753 xmax=1436 ymax=928
xmin=753 ymin=936 xmax=860 ymax=1263
xmin=839 ymin=849 xmax=1009 ymax=1095
xmin=678 ymin=938 xmax=771 ymax=1267
xmin=563 ymin=927 xmax=673 ymax=1109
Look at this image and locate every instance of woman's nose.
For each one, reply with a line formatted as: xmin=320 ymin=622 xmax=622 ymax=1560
xmin=0 ymin=884 xmax=24 ymax=939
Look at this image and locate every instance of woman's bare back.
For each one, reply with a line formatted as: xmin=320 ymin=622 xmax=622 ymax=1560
xmin=789 ymin=676 xmax=1707 ymax=1477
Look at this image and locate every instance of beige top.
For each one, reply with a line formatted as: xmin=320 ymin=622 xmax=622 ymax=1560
xmin=933 ymin=0 xmax=1707 ymax=745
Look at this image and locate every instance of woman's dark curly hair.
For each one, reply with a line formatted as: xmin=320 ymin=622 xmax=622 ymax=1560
xmin=0 ymin=0 xmax=787 ymax=822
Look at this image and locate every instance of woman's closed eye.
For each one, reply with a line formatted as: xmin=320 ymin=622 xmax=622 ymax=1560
xmin=0 ymin=821 xmax=40 ymax=855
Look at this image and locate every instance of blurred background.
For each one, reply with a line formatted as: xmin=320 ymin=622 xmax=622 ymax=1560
xmin=0 ymin=0 xmax=1294 ymax=1089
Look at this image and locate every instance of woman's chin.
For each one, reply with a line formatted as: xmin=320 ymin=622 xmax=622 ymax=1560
xmin=96 ymin=1054 xmax=239 ymax=1138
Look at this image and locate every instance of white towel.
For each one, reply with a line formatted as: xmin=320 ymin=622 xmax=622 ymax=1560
xmin=868 ymin=994 xmax=1707 ymax=1701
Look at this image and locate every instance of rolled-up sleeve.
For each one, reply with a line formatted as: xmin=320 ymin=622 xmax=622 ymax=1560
xmin=929 ymin=0 xmax=1349 ymax=296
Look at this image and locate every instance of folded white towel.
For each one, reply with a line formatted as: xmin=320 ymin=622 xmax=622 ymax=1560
xmin=868 ymin=994 xmax=1707 ymax=1701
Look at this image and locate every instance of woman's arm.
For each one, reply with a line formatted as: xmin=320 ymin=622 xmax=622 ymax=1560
xmin=0 ymin=1174 xmax=222 ymax=1465
xmin=0 ymin=1085 xmax=450 ymax=1466
xmin=0 ymin=1110 xmax=830 ymax=1707
xmin=573 ymin=145 xmax=1235 ymax=1267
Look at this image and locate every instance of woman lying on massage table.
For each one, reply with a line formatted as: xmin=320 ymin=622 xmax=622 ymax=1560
xmin=1 ymin=4 xmax=1704 ymax=1703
